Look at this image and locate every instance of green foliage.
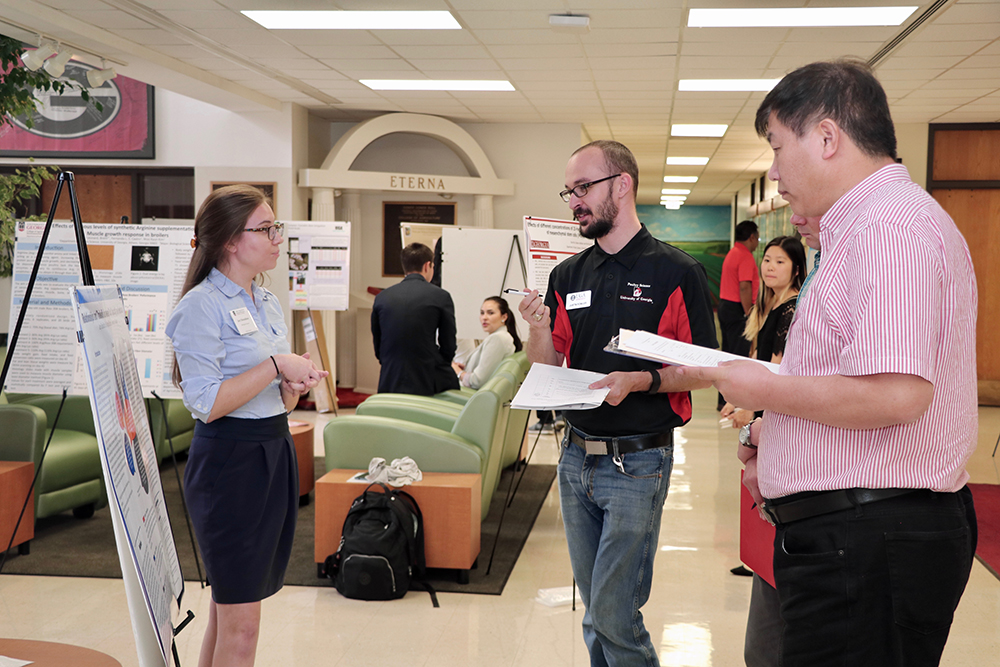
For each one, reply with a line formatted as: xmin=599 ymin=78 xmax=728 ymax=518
xmin=0 ymin=34 xmax=102 ymax=129
xmin=0 ymin=164 xmax=59 ymax=277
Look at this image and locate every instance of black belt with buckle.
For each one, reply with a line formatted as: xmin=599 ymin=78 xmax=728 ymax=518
xmin=760 ymin=488 xmax=917 ymax=526
xmin=568 ymin=428 xmax=672 ymax=456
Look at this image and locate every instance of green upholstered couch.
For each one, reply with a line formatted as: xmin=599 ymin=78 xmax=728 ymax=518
xmin=360 ymin=352 xmax=532 ymax=470
xmin=324 ymin=372 xmax=515 ymax=520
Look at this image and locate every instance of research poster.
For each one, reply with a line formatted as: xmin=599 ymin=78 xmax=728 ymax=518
xmin=6 ymin=222 xmax=193 ymax=397
xmin=72 ymin=284 xmax=183 ymax=665
xmin=523 ymin=216 xmax=590 ymax=293
xmin=286 ymin=220 xmax=350 ymax=311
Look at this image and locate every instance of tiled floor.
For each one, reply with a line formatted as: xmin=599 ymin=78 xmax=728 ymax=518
xmin=2 ymin=389 xmax=999 ymax=666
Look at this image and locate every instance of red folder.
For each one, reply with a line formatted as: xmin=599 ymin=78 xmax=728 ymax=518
xmin=739 ymin=471 xmax=776 ymax=587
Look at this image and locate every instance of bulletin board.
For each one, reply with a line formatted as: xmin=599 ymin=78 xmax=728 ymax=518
xmin=383 ymin=202 xmax=455 ymax=276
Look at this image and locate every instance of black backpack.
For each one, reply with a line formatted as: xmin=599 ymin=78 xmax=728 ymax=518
xmin=323 ymin=483 xmax=436 ymax=605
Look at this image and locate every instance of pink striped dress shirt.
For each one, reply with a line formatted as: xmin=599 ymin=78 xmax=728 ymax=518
xmin=759 ymin=164 xmax=978 ymax=498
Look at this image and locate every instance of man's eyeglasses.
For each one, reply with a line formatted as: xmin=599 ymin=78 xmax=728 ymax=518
xmin=243 ymin=221 xmax=284 ymax=241
xmin=559 ymin=174 xmax=620 ymax=202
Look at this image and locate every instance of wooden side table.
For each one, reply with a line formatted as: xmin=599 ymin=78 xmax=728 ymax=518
xmin=0 ymin=461 xmax=34 ymax=555
xmin=315 ymin=469 xmax=481 ymax=582
xmin=0 ymin=639 xmax=122 ymax=666
xmin=289 ymin=421 xmax=315 ymax=506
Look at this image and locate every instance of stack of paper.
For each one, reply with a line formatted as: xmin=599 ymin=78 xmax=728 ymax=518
xmin=511 ymin=364 xmax=610 ymax=410
xmin=608 ymin=329 xmax=780 ymax=373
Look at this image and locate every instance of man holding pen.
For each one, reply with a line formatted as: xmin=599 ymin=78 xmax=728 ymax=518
xmin=518 ymin=140 xmax=716 ymax=666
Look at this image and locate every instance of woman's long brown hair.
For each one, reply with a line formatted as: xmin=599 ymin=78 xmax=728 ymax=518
xmin=171 ymin=185 xmax=271 ymax=388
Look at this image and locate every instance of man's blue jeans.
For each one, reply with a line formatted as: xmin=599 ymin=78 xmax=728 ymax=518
xmin=559 ymin=430 xmax=673 ymax=667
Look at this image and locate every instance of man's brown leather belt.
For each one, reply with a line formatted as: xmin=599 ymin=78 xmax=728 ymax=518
xmin=760 ymin=488 xmax=917 ymax=526
xmin=568 ymin=428 xmax=672 ymax=456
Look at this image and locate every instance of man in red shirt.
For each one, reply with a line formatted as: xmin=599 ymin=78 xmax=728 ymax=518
xmin=717 ymin=220 xmax=759 ymax=407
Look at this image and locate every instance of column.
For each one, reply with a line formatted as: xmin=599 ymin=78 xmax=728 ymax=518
xmin=337 ymin=191 xmax=362 ymax=389
xmin=472 ymin=194 xmax=494 ymax=229
xmin=312 ymin=187 xmax=335 ymax=221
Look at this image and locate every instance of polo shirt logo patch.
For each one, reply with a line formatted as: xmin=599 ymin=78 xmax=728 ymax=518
xmin=621 ymin=282 xmax=654 ymax=304
xmin=566 ymin=290 xmax=591 ymax=310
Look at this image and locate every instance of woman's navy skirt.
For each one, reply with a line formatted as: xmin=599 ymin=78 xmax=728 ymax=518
xmin=184 ymin=413 xmax=298 ymax=604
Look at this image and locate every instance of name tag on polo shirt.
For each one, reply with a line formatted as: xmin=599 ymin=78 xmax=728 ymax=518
xmin=566 ymin=290 xmax=591 ymax=310
xmin=230 ymin=307 xmax=259 ymax=335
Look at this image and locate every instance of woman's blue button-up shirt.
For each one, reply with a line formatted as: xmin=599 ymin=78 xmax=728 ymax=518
xmin=166 ymin=268 xmax=290 ymax=422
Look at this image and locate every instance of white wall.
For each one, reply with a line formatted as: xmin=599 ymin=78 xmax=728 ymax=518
xmin=896 ymin=122 xmax=929 ymax=189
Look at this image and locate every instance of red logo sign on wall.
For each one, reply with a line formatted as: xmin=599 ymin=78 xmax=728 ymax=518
xmin=0 ymin=58 xmax=153 ymax=158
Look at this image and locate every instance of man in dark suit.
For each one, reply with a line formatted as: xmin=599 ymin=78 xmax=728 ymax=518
xmin=372 ymin=242 xmax=460 ymax=395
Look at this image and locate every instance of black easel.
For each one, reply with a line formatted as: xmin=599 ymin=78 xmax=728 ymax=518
xmin=0 ymin=172 xmax=93 ymax=573
xmin=498 ymin=234 xmax=529 ymax=294
xmin=149 ymin=390 xmax=205 ymax=588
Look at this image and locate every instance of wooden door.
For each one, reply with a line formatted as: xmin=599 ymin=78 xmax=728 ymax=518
xmin=933 ymin=189 xmax=1000 ymax=403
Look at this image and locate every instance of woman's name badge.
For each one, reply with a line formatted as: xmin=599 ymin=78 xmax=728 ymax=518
xmin=230 ymin=307 xmax=258 ymax=335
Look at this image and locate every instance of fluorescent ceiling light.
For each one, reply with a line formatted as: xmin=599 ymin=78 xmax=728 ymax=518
xmin=662 ymin=189 xmax=691 ymax=195
xmin=361 ymin=79 xmax=515 ymax=91
xmin=667 ymin=157 xmax=709 ymax=166
xmin=679 ymin=79 xmax=780 ymax=92
xmin=671 ymin=124 xmax=728 ymax=137
xmin=242 ymin=10 xmax=462 ymax=30
xmin=663 ymin=202 xmax=683 ymax=210
xmin=661 ymin=195 xmax=687 ymax=201
xmin=687 ymin=7 xmax=917 ymax=28
xmin=664 ymin=176 xmax=699 ymax=183
xmin=549 ymin=14 xmax=590 ymax=32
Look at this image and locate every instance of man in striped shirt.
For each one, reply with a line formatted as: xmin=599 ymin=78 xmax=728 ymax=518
xmin=681 ymin=59 xmax=978 ymax=667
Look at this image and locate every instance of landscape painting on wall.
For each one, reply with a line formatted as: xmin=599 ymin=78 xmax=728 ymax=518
xmin=637 ymin=205 xmax=731 ymax=302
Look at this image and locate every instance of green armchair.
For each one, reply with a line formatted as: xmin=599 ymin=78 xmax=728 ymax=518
xmin=0 ymin=392 xmax=108 ymax=520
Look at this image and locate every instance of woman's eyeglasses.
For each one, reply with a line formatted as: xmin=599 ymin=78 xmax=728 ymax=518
xmin=243 ymin=221 xmax=284 ymax=241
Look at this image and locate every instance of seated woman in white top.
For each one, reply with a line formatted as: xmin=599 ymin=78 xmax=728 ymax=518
xmin=452 ymin=295 xmax=522 ymax=389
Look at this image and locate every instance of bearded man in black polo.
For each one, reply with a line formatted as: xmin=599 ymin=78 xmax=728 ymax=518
xmin=518 ymin=140 xmax=716 ymax=666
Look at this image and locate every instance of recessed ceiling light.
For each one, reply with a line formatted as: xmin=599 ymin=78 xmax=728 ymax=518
xmin=661 ymin=189 xmax=691 ymax=195
xmin=664 ymin=176 xmax=699 ymax=183
xmin=671 ymin=124 xmax=728 ymax=137
xmin=242 ymin=10 xmax=462 ymax=30
xmin=667 ymin=157 xmax=709 ymax=166
xmin=662 ymin=202 xmax=683 ymax=210
xmin=361 ymin=80 xmax=515 ymax=91
xmin=687 ymin=7 xmax=917 ymax=28
xmin=549 ymin=14 xmax=590 ymax=32
xmin=679 ymin=79 xmax=780 ymax=92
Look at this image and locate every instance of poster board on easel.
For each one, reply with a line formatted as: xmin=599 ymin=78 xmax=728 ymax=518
xmin=440 ymin=227 xmax=529 ymax=342
xmin=72 ymin=284 xmax=184 ymax=667
xmin=293 ymin=310 xmax=338 ymax=414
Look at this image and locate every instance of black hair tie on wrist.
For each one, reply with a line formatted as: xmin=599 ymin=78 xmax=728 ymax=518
xmin=270 ymin=355 xmax=280 ymax=377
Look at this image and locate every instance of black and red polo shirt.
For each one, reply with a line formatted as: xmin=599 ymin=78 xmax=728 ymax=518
xmin=544 ymin=225 xmax=717 ymax=437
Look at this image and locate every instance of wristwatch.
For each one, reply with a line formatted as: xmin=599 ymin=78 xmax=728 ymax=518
xmin=738 ymin=418 xmax=758 ymax=449
xmin=646 ymin=369 xmax=661 ymax=395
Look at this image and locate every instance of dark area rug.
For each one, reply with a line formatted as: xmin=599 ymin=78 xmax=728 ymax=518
xmin=969 ymin=482 xmax=1000 ymax=581
xmin=334 ymin=387 xmax=371 ymax=408
xmin=0 ymin=456 xmax=556 ymax=596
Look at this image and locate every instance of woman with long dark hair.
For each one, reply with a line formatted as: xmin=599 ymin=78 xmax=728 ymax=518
xmin=165 ymin=185 xmax=327 ymax=667
xmin=721 ymin=235 xmax=806 ymax=429
xmin=453 ymin=295 xmax=522 ymax=389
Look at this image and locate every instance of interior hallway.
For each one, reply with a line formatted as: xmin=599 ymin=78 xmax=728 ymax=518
xmin=2 ymin=387 xmax=999 ymax=666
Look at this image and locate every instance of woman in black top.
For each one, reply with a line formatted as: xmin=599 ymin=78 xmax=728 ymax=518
xmin=721 ymin=235 xmax=806 ymax=428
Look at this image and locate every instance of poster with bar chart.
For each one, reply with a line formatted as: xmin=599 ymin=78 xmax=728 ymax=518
xmin=6 ymin=222 xmax=193 ymax=398
xmin=286 ymin=220 xmax=351 ymax=311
